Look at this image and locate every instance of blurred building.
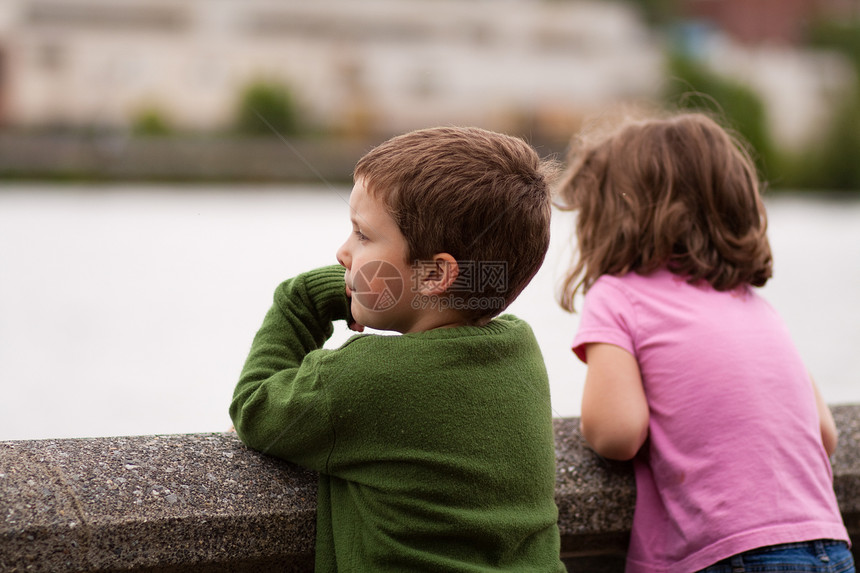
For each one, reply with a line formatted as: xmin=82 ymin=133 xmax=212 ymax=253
xmin=0 ymin=0 xmax=663 ymax=138
xmin=675 ymin=0 xmax=857 ymax=150
xmin=681 ymin=0 xmax=858 ymax=46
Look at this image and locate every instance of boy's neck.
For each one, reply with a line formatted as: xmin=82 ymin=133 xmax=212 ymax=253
xmin=402 ymin=309 xmax=474 ymax=334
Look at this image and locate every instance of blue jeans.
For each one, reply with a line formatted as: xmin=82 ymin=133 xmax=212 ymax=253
xmin=697 ymin=540 xmax=855 ymax=573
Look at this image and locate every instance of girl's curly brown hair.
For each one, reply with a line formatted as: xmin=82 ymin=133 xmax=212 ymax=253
xmin=555 ymin=112 xmax=773 ymax=312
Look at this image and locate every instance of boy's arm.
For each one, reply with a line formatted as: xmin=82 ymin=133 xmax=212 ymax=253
xmin=230 ymin=265 xmax=350 ymax=467
xmin=580 ymin=342 xmax=650 ymax=461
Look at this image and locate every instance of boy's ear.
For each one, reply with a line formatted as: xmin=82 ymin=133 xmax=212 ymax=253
xmin=417 ymin=253 xmax=459 ymax=295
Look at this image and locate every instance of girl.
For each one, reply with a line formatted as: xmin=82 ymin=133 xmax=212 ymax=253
xmin=556 ymin=112 xmax=853 ymax=572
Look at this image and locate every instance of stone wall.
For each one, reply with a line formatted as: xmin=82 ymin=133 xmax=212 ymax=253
xmin=2 ymin=406 xmax=858 ymax=572
xmin=0 ymin=133 xmax=371 ymax=184
xmin=0 ymin=133 xmax=566 ymax=183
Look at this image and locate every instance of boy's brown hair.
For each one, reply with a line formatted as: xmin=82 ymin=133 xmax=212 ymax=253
xmin=354 ymin=126 xmax=555 ymax=323
xmin=555 ymin=112 xmax=773 ymax=312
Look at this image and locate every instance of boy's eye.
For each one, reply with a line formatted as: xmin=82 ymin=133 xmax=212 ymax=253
xmin=355 ymin=230 xmax=368 ymax=242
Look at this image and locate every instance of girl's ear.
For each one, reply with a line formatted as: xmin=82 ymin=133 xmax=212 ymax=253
xmin=416 ymin=253 xmax=460 ymax=295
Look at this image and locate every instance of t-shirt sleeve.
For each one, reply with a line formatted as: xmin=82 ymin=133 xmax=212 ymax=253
xmin=571 ymin=277 xmax=637 ymax=364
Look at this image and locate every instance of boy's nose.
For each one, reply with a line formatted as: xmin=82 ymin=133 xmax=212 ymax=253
xmin=336 ymin=243 xmax=349 ymax=269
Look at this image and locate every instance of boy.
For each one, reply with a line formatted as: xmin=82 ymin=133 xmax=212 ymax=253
xmin=230 ymin=126 xmax=565 ymax=572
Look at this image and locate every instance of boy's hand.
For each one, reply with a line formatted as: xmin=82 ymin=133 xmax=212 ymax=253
xmin=345 ymin=285 xmax=365 ymax=332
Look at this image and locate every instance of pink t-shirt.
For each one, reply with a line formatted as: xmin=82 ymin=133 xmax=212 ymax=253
xmin=572 ymin=269 xmax=848 ymax=572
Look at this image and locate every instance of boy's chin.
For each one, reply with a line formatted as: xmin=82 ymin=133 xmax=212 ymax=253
xmin=351 ymin=311 xmax=407 ymax=334
xmin=349 ymin=307 xmax=381 ymax=333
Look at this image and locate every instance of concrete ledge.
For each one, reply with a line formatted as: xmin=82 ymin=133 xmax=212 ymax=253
xmin=2 ymin=405 xmax=858 ymax=572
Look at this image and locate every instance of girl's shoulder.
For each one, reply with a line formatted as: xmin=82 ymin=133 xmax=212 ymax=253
xmin=598 ymin=268 xmax=754 ymax=295
xmin=592 ymin=268 xmax=679 ymax=294
xmin=591 ymin=268 xmax=755 ymax=311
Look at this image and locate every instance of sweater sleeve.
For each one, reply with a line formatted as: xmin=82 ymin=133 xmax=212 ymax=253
xmin=230 ymin=265 xmax=350 ymax=470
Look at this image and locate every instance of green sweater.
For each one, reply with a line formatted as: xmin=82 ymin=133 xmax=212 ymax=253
xmin=230 ymin=266 xmax=565 ymax=572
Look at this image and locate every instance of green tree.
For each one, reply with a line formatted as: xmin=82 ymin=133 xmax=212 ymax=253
xmin=132 ymin=108 xmax=172 ymax=136
xmin=810 ymin=94 xmax=860 ymax=190
xmin=624 ymin=0 xmax=680 ymax=27
xmin=236 ymin=81 xmax=301 ymax=136
xmin=805 ymin=20 xmax=860 ymax=190
xmin=663 ymin=52 xmax=776 ymax=178
xmin=808 ymin=20 xmax=860 ymax=77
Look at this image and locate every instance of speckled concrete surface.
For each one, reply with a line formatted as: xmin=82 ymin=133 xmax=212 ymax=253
xmin=0 ymin=433 xmax=317 ymax=572
xmin=553 ymin=417 xmax=634 ymax=561
xmin=832 ymin=405 xmax=860 ymax=541
xmin=1 ymin=407 xmax=858 ymax=572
